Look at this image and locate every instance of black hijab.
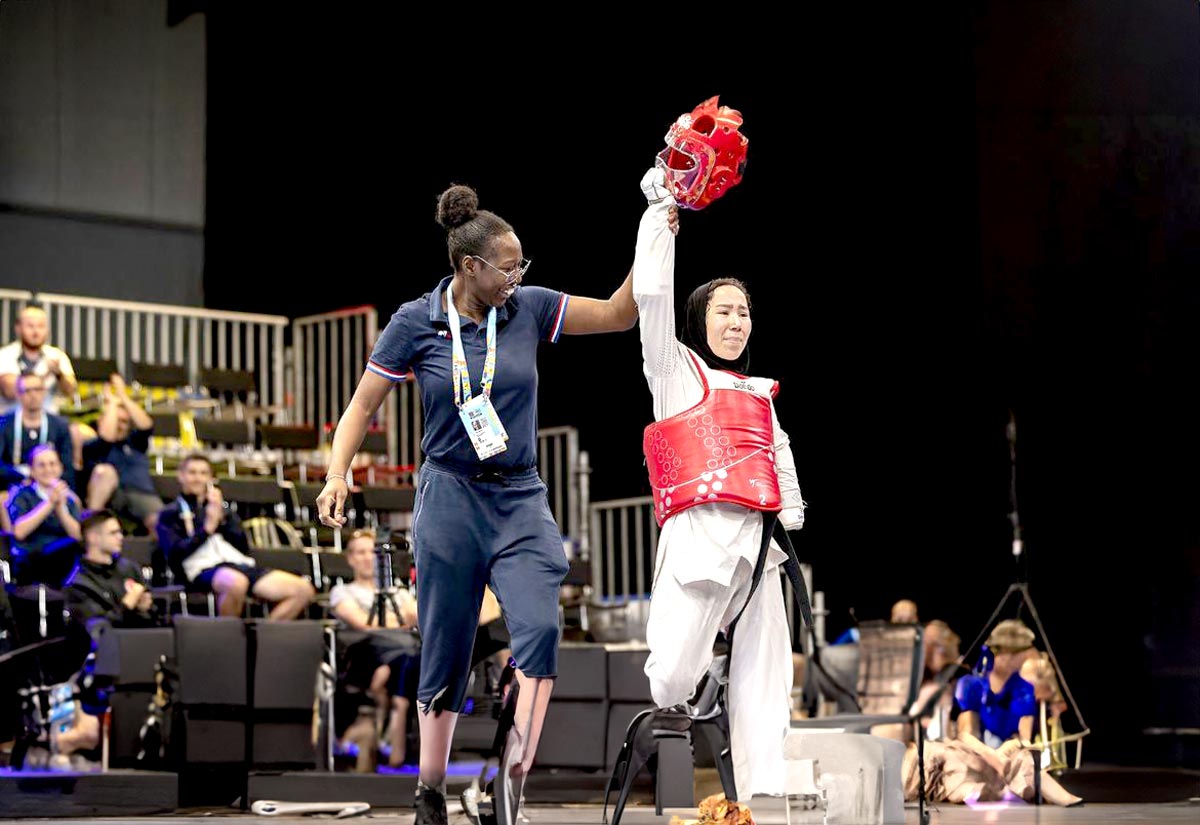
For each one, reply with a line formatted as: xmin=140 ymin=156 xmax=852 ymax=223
xmin=682 ymin=279 xmax=751 ymax=375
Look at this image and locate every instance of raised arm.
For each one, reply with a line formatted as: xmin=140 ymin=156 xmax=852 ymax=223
xmin=633 ymin=167 xmax=680 ymax=378
xmin=560 ymin=178 xmax=679 ymax=336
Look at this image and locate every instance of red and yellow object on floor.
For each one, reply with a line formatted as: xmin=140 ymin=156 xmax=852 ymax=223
xmin=669 ymin=793 xmax=755 ymax=825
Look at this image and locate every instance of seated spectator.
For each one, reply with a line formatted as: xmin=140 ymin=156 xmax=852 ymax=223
xmin=954 ymin=619 xmax=1038 ymax=748
xmin=0 ymin=307 xmax=76 ymax=416
xmin=63 ymin=509 xmax=159 ymax=644
xmin=82 ymin=374 xmax=161 ymax=532
xmin=891 ymin=598 xmax=919 ymax=624
xmin=330 ymin=528 xmax=419 ymax=770
xmin=6 ymin=445 xmax=82 ymax=586
xmin=0 ymin=373 xmax=76 ymax=490
xmin=910 ymin=619 xmax=963 ymax=740
xmin=45 ymin=510 xmax=161 ymax=771
xmin=1020 ymin=651 xmax=1071 ymax=769
xmin=831 ymin=598 xmax=919 ymax=646
xmin=903 ymin=731 xmax=1081 ymax=806
xmin=156 ymin=453 xmax=314 ymax=619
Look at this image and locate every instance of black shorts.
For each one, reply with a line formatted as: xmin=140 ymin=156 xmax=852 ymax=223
xmin=192 ymin=562 xmax=269 ymax=592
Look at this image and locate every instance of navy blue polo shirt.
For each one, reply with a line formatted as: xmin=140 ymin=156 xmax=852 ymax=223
xmin=367 ymin=276 xmax=569 ymax=472
xmin=82 ymin=429 xmax=155 ymax=494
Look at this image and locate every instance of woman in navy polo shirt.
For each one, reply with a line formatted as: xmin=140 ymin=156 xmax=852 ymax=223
xmin=317 ymin=183 xmax=676 ymax=823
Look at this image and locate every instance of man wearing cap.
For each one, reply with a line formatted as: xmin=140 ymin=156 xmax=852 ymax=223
xmin=954 ymin=619 xmax=1038 ymax=747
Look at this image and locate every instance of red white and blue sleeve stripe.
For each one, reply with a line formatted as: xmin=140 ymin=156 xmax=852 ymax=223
xmin=548 ymin=294 xmax=569 ymax=343
xmin=366 ymin=361 xmax=410 ymax=382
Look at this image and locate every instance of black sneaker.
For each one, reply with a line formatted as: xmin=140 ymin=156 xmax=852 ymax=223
xmin=415 ymin=785 xmax=448 ymax=825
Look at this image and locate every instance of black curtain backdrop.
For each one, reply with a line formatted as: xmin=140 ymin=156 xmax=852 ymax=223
xmin=203 ymin=4 xmax=1200 ymax=764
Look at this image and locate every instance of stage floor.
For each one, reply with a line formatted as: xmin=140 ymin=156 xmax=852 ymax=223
xmin=23 ymin=802 xmax=1200 ymax=824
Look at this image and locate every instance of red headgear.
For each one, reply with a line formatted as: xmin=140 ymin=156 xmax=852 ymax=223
xmin=657 ymin=96 xmax=748 ymax=210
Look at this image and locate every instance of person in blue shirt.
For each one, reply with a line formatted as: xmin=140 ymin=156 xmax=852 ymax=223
xmin=81 ymin=374 xmax=161 ymax=533
xmin=0 ymin=373 xmax=75 ymax=491
xmin=6 ymin=444 xmax=83 ymax=586
xmin=954 ymin=619 xmax=1038 ymax=747
xmin=317 ymin=183 xmax=676 ymax=824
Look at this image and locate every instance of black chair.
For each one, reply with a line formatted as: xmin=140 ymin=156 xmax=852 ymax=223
xmin=131 ymin=362 xmax=189 ymax=392
xmin=67 ymin=357 xmax=119 ymax=412
xmin=259 ymin=425 xmax=319 ymax=451
xmin=173 ymin=616 xmax=248 ymax=764
xmin=150 ymin=412 xmax=182 ymax=439
xmin=199 ymin=367 xmax=257 ymax=419
xmin=150 ymin=473 xmax=182 ymax=503
xmin=119 ymin=535 xmax=156 ymax=572
xmin=193 ymin=418 xmax=253 ymax=449
xmin=247 ymin=548 xmax=311 ymax=578
xmin=260 ymin=425 xmax=320 ymax=484
xmin=360 ymin=429 xmax=388 ymax=455
xmin=357 ymin=486 xmax=415 ymax=513
xmin=355 ymin=485 xmax=415 ymax=533
xmin=71 ymin=357 xmax=119 ymax=384
xmin=217 ymin=476 xmax=282 ymax=522
xmin=356 ymin=430 xmax=400 ymax=485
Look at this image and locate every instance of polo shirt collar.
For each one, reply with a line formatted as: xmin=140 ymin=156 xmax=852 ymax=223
xmin=429 ymin=275 xmax=511 ymax=325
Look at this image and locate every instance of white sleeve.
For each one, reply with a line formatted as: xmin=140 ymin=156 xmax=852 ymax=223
xmin=327 ymin=584 xmax=346 ymax=610
xmin=771 ymin=402 xmax=806 ymax=529
xmin=0 ymin=345 xmax=18 ymax=376
xmin=56 ymin=348 xmax=75 ymax=382
xmin=634 ymin=197 xmax=679 ymax=378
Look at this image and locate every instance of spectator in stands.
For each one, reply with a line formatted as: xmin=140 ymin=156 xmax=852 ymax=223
xmin=1019 ymin=651 xmax=1071 ymax=769
xmin=44 ymin=510 xmax=162 ymax=772
xmin=82 ymin=374 xmax=161 ymax=532
xmin=909 ymin=619 xmax=964 ymax=740
xmin=954 ymin=619 xmax=1038 ymax=747
xmin=0 ymin=373 xmax=75 ymax=490
xmin=832 ymin=598 xmax=920 ymax=646
xmin=64 ymin=509 xmax=158 ymax=643
xmin=330 ymin=528 xmax=419 ymax=770
xmin=156 ymin=453 xmax=314 ymax=619
xmin=0 ymin=306 xmax=76 ymax=415
xmin=891 ymin=599 xmax=919 ymax=624
xmin=6 ymin=445 xmax=82 ymax=586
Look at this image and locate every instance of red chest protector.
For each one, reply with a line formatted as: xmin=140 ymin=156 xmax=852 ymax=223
xmin=643 ymin=351 xmax=782 ymax=526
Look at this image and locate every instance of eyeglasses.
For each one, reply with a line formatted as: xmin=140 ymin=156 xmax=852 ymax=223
xmin=472 ymin=255 xmax=531 ymax=286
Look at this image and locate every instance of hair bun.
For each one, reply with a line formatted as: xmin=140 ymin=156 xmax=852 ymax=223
xmin=436 ymin=185 xmax=479 ymax=229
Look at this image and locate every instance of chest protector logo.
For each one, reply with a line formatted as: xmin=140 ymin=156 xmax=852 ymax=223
xmin=642 ymin=351 xmax=781 ymax=526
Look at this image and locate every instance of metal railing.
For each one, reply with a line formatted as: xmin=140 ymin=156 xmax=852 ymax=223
xmin=291 ymin=306 xmax=399 ymax=466
xmin=588 ymin=495 xmax=659 ymax=604
xmin=0 ymin=289 xmax=33 ymax=343
xmin=35 ymin=292 xmax=288 ymax=411
xmin=585 ymin=494 xmax=827 ymax=647
xmin=537 ymin=425 xmax=581 ymax=543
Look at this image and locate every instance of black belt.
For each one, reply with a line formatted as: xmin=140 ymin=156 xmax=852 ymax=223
xmin=727 ymin=511 xmax=813 ymax=646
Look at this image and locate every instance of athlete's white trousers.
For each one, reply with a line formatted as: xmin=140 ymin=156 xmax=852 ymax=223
xmin=644 ymin=529 xmax=794 ymax=798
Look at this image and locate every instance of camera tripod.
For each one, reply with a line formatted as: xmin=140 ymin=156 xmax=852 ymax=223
xmin=366 ymin=538 xmax=409 ymax=628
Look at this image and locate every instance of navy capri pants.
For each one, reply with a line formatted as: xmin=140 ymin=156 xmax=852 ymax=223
xmin=411 ymin=458 xmax=569 ymax=714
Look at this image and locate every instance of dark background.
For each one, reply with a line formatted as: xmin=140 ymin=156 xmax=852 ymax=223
xmin=199 ymin=4 xmax=1199 ymax=765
